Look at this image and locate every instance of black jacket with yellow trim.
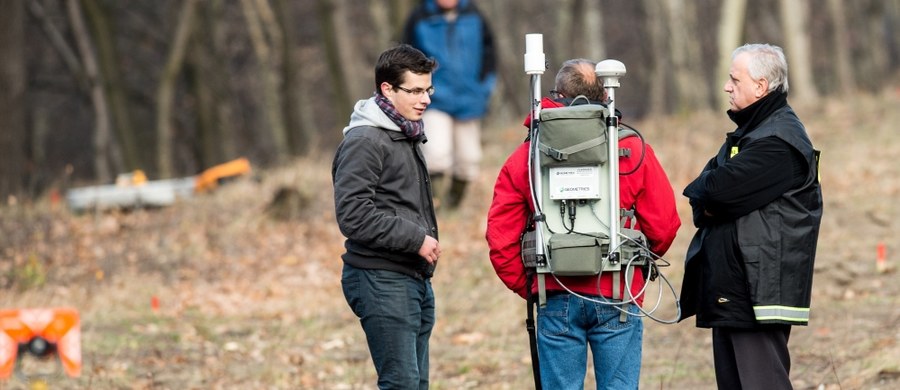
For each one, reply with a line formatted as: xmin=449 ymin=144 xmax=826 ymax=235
xmin=680 ymin=103 xmax=823 ymax=328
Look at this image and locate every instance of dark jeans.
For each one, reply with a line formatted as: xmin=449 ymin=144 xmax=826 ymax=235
xmin=341 ymin=264 xmax=435 ymax=390
xmin=712 ymin=325 xmax=793 ymax=390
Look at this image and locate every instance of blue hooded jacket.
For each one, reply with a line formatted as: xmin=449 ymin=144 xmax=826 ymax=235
xmin=403 ymin=0 xmax=497 ymax=120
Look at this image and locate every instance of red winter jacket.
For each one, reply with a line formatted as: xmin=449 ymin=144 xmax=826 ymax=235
xmin=486 ymin=98 xmax=681 ymax=302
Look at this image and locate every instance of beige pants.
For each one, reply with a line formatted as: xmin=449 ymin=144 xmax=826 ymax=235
xmin=421 ymin=109 xmax=482 ymax=181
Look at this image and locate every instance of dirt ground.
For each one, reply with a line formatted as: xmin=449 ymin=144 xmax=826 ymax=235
xmin=2 ymin=90 xmax=899 ymax=389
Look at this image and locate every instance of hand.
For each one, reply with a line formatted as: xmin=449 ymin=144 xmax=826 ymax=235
xmin=418 ymin=235 xmax=441 ymax=265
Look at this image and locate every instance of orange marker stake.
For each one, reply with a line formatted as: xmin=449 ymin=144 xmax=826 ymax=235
xmin=876 ymin=242 xmax=887 ymax=273
xmin=151 ymin=296 xmax=160 ymax=312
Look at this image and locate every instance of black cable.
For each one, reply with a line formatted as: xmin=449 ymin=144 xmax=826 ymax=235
xmin=559 ymin=200 xmax=574 ymax=233
xmin=619 ymin=122 xmax=647 ymax=176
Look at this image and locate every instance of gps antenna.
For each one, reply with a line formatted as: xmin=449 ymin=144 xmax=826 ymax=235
xmin=595 ymin=59 xmax=626 ymax=265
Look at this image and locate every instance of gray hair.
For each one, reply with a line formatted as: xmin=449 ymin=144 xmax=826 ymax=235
xmin=554 ymin=58 xmax=606 ymax=101
xmin=732 ymin=43 xmax=789 ymax=94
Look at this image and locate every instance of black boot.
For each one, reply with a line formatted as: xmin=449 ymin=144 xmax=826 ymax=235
xmin=429 ymin=173 xmax=446 ymax=209
xmin=445 ymin=177 xmax=469 ymax=209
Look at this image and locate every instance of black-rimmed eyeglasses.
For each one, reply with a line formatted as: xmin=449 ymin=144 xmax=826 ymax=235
xmin=549 ymin=90 xmax=564 ymax=99
xmin=395 ymin=85 xmax=435 ymax=96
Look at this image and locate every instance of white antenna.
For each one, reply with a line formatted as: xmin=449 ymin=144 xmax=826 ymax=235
xmin=524 ymin=34 xmax=546 ymax=75
xmin=595 ymin=59 xmax=626 ymax=265
xmin=525 ymin=34 xmax=546 ymax=271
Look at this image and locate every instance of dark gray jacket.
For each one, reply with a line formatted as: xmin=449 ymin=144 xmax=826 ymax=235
xmin=332 ymin=97 xmax=439 ymax=279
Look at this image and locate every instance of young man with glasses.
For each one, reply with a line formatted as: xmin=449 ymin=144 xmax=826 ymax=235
xmin=332 ymin=44 xmax=440 ymax=389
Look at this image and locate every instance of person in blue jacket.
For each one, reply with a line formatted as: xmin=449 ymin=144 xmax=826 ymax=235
xmin=403 ymin=0 xmax=496 ymax=210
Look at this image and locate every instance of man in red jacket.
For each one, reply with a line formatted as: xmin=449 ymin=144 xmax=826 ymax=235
xmin=485 ymin=58 xmax=681 ymax=389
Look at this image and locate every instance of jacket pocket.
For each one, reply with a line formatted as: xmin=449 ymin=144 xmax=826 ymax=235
xmin=742 ymin=245 xmax=761 ymax=304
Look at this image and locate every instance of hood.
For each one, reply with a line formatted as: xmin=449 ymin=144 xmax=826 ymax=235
xmin=424 ymin=0 xmax=470 ymax=13
xmin=342 ymin=96 xmax=401 ymax=135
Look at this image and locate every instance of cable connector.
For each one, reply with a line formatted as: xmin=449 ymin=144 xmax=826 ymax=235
xmin=568 ymin=200 xmax=577 ymax=224
xmin=608 ymin=252 xmax=620 ymax=265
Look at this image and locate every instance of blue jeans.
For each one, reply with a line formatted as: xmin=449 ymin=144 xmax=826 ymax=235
xmin=341 ymin=264 xmax=435 ymax=390
xmin=537 ymin=293 xmax=643 ymax=390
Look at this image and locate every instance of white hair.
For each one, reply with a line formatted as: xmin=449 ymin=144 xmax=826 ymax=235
xmin=732 ymin=43 xmax=789 ymax=93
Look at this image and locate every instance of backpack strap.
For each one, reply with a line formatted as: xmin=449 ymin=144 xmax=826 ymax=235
xmin=538 ymin=137 xmax=606 ymax=162
xmin=537 ymin=273 xmax=547 ymax=307
xmin=618 ymin=128 xmax=637 ymax=158
xmin=524 ymin=272 xmax=543 ymax=389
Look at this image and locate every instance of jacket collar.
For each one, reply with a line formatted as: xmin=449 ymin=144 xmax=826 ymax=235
xmin=727 ymin=90 xmax=788 ymax=138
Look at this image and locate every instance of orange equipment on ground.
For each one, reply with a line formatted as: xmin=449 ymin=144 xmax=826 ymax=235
xmin=0 ymin=307 xmax=81 ymax=378
xmin=66 ymin=157 xmax=253 ymax=211
xmin=194 ymin=157 xmax=252 ymax=192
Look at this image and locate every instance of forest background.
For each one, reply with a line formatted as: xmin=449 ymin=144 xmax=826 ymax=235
xmin=1 ymin=0 xmax=900 ymax=389
xmin=0 ymin=0 xmax=898 ymax=196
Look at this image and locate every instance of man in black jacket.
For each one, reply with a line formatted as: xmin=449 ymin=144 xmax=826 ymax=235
xmin=332 ymin=44 xmax=440 ymax=389
xmin=679 ymin=43 xmax=823 ymax=389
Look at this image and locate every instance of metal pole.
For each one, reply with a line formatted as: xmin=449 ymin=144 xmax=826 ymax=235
xmin=595 ymin=59 xmax=626 ymax=265
xmin=524 ymin=33 xmax=545 ymax=390
xmin=525 ymin=34 xmax=546 ymax=268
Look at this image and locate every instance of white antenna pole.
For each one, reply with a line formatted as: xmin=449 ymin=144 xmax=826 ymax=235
xmin=595 ymin=59 xmax=626 ymax=266
xmin=524 ymin=34 xmax=546 ymax=267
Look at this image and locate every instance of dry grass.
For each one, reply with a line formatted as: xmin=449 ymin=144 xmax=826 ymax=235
xmin=2 ymin=89 xmax=899 ymax=389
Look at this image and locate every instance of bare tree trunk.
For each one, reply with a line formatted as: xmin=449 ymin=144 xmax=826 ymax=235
xmin=581 ymin=0 xmax=606 ymax=61
xmin=665 ymin=0 xmax=708 ymax=113
xmin=369 ymin=0 xmax=393 ymax=48
xmin=67 ymin=0 xmax=116 ymax=183
xmin=779 ymin=0 xmax=817 ymax=101
xmin=857 ymin=0 xmax=890 ymax=91
xmin=187 ymin=0 xmax=238 ymax=164
xmin=190 ymin=0 xmax=234 ymax=167
xmin=241 ymin=0 xmax=289 ymax=161
xmin=0 ymin=0 xmax=27 ymax=199
xmin=888 ymin=0 xmax=900 ymax=73
xmin=275 ymin=0 xmax=311 ymax=156
xmin=27 ymin=0 xmax=87 ymax=190
xmin=81 ymin=0 xmax=140 ymax=171
xmin=389 ymin=0 xmax=417 ymax=41
xmin=156 ymin=0 xmax=199 ymax=178
xmin=826 ymin=0 xmax=856 ymax=93
xmin=187 ymin=30 xmax=218 ymax=168
xmin=484 ymin=0 xmax=524 ymax=126
xmin=554 ymin=0 xmax=576 ymax=60
xmin=717 ymin=0 xmax=747 ymax=110
xmin=333 ymin=0 xmax=367 ymax=100
xmin=207 ymin=0 xmax=238 ymax=161
xmin=255 ymin=0 xmax=289 ymax=158
xmin=644 ymin=0 xmax=669 ymax=115
xmin=189 ymin=61 xmax=218 ymax=168
xmin=316 ymin=0 xmax=353 ymax=126
xmin=27 ymin=0 xmax=85 ymax=88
